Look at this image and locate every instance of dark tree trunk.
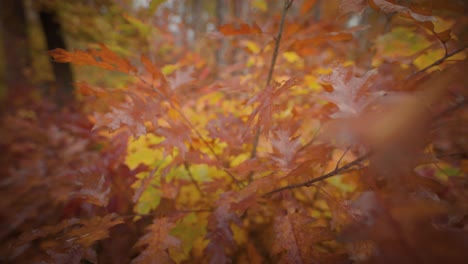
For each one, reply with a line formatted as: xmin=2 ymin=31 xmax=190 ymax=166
xmin=39 ymin=9 xmax=74 ymax=104
xmin=0 ymin=0 xmax=31 ymax=91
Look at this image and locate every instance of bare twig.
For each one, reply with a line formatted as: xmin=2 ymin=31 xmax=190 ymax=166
xmin=335 ymin=147 xmax=350 ymax=170
xmin=264 ymin=153 xmax=370 ymax=196
xmin=248 ymin=0 xmax=292 ymax=181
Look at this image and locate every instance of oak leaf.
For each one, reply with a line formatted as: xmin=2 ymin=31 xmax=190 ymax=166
xmin=319 ymin=66 xmax=378 ymax=119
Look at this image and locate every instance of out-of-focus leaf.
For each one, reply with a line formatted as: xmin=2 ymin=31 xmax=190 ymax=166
xmin=369 ymin=0 xmax=435 ymax=22
xmin=339 ymin=0 xmax=367 ymax=15
xmin=218 ymin=23 xmax=262 ymax=36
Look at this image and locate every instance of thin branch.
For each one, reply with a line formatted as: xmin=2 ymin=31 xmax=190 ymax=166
xmin=248 ymin=0 xmax=292 ymax=180
xmin=118 ymin=208 xmax=214 ymax=220
xmin=407 ymin=45 xmax=467 ymax=79
xmin=433 ymin=98 xmax=466 ymax=120
xmin=265 ymin=0 xmax=292 ymax=88
xmin=184 ymin=161 xmax=203 ymax=196
xmin=264 ymin=153 xmax=370 ymax=196
xmin=335 ymin=147 xmax=350 ymax=171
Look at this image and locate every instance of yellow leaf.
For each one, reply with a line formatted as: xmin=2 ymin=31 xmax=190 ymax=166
xmin=162 ymin=64 xmax=179 ymax=75
xmin=125 ymin=134 xmax=165 ymax=169
xmin=283 ymin=51 xmax=301 ymax=63
xmin=135 ymin=186 xmax=161 ymax=214
xmin=242 ymin=40 xmax=261 ymax=54
xmin=252 ymin=0 xmax=267 ymax=12
xmin=414 ymin=49 xmax=445 ymax=70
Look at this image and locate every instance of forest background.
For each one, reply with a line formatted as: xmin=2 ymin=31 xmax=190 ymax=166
xmin=0 ymin=0 xmax=467 ymax=263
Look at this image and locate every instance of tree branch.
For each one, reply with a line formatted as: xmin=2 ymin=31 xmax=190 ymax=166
xmin=248 ymin=0 xmax=292 ymax=180
xmin=264 ymin=153 xmax=370 ymax=196
xmin=408 ymin=45 xmax=467 ymax=79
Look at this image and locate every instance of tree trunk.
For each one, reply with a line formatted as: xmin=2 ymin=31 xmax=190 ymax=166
xmin=0 ymin=0 xmax=31 ymax=92
xmin=39 ymin=9 xmax=74 ymax=104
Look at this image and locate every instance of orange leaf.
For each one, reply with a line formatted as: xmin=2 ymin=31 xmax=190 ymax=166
xmin=49 ymin=45 xmax=136 ymax=73
xmin=218 ymin=22 xmax=262 ymax=36
xmin=141 ymin=55 xmax=162 ymax=80
xmin=300 ymin=0 xmax=318 ymax=16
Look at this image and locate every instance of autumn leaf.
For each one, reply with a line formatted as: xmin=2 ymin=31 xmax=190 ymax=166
xmin=49 ymin=45 xmax=136 ymax=73
xmin=300 ymin=0 xmax=318 ymax=16
xmin=155 ymin=119 xmax=192 ymax=156
xmin=204 ymin=192 xmax=241 ymax=263
xmin=369 ymin=0 xmax=435 ymax=22
xmin=141 ymin=54 xmax=163 ymax=81
xmin=15 ymin=214 xmax=124 ymax=249
xmin=218 ymin=22 xmax=262 ymax=36
xmin=339 ymin=0 xmax=368 ymax=15
xmin=269 ymin=128 xmax=302 ymax=170
xmin=167 ymin=67 xmax=195 ymax=89
xmin=319 ymin=66 xmax=378 ymax=119
xmin=290 ymin=32 xmax=354 ymax=56
xmin=272 ymin=196 xmax=339 ymax=263
xmin=66 ymin=214 xmax=124 ymax=248
xmin=132 ymin=217 xmax=182 ymax=264
xmin=246 ymin=78 xmax=299 ymax=137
